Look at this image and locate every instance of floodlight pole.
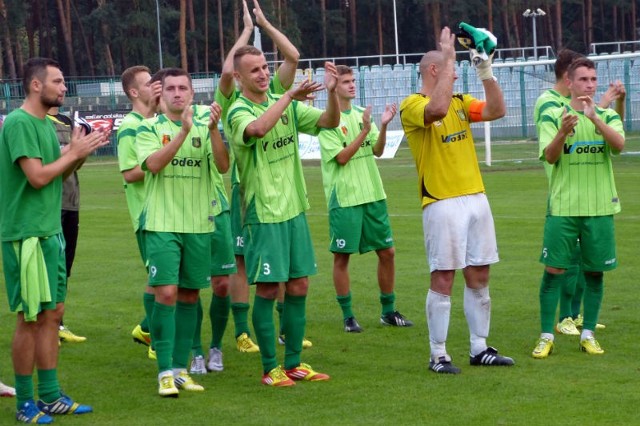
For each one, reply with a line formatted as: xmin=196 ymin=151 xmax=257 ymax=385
xmin=156 ymin=0 xmax=163 ymax=68
xmin=523 ymin=8 xmax=546 ymax=60
xmin=393 ymin=0 xmax=400 ymax=64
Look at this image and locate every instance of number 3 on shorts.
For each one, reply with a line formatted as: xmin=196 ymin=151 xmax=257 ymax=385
xmin=262 ymin=262 xmax=271 ymax=275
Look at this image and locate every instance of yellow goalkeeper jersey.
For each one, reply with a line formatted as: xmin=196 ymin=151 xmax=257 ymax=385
xmin=400 ymin=92 xmax=485 ymax=208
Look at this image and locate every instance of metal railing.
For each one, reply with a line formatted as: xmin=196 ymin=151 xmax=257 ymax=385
xmin=589 ymin=40 xmax=640 ymax=55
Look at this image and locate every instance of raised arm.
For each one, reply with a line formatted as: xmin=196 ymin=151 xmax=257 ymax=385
xmin=373 ymin=103 xmax=397 ymax=157
xmin=316 ymin=62 xmax=340 ymax=128
xmin=423 ymin=28 xmax=457 ymax=124
xmin=598 ymin=80 xmax=626 ymax=121
xmin=253 ymin=0 xmax=299 ymax=89
xmin=219 ymin=0 xmax=254 ymax=97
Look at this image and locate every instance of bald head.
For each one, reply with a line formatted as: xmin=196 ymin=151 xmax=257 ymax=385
xmin=420 ymin=50 xmax=445 ymax=71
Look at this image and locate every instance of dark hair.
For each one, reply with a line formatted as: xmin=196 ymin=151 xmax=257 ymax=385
xmin=554 ymin=49 xmax=583 ymax=80
xmin=121 ymin=65 xmax=151 ymax=100
xmin=161 ymin=67 xmax=191 ymax=86
xmin=150 ymin=68 xmax=168 ymax=85
xmin=335 ymin=65 xmax=353 ymax=76
xmin=23 ymin=57 xmax=61 ymax=95
xmin=233 ymin=45 xmax=263 ymax=70
xmin=567 ymin=57 xmax=595 ymax=79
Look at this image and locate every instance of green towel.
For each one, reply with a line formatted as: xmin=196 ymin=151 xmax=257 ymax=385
xmin=18 ymin=237 xmax=52 ymax=322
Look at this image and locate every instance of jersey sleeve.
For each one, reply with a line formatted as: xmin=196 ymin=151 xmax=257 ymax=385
xmin=400 ymin=94 xmax=428 ymax=131
xmin=292 ymin=101 xmax=323 ymax=136
xmin=318 ymin=127 xmax=345 ymax=163
xmin=135 ymin=118 xmax=161 ymax=170
xmin=5 ymin=117 xmax=43 ymax=163
xmin=270 ymin=70 xmax=292 ymax=93
xmin=117 ymin=122 xmax=139 ymax=172
xmin=538 ymin=107 xmax=562 ymax=161
xmin=227 ymin=102 xmax=259 ymax=149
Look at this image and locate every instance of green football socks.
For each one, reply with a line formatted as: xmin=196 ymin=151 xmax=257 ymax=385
xmin=253 ymin=295 xmax=277 ymax=373
xmin=151 ymin=302 xmax=176 ymax=372
xmin=283 ymin=294 xmax=306 ymax=370
xmin=210 ymin=294 xmax=230 ymax=349
xmin=173 ymin=301 xmax=197 ymax=370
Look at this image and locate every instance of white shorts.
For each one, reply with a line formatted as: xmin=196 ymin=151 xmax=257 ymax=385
xmin=422 ymin=193 xmax=499 ymax=272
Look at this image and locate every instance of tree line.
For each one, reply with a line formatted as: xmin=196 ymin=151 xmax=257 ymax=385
xmin=0 ymin=0 xmax=637 ymax=80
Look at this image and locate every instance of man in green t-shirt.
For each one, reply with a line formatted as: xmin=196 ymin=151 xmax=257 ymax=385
xmin=228 ymin=45 xmax=340 ymax=386
xmin=532 ymin=57 xmax=624 ymax=359
xmin=533 ymin=50 xmax=625 ymax=338
xmin=0 ymin=57 xmax=109 ymax=424
xmin=318 ymin=65 xmax=413 ymax=333
xmin=118 ymin=65 xmax=162 ymax=359
xmin=135 ymin=68 xmax=228 ymax=397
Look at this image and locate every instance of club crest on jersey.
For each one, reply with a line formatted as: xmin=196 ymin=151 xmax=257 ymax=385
xmin=192 ymin=137 xmax=201 ymax=148
xmin=434 ymin=120 xmax=443 ymax=127
xmin=456 ymin=109 xmax=467 ymax=121
xmin=162 ymin=134 xmax=171 ymax=145
xmin=280 ymin=114 xmax=289 ymax=125
xmin=341 ymin=124 xmax=348 ymax=135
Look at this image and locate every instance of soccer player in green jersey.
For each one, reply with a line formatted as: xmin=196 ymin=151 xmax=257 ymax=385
xmin=135 ymin=68 xmax=228 ymax=396
xmin=400 ymin=27 xmax=514 ymax=374
xmin=534 ymin=50 xmax=625 ymax=337
xmin=317 ymin=65 xmax=413 ymax=333
xmin=532 ymin=57 xmax=624 ymax=359
xmin=228 ymin=45 xmax=340 ymax=386
xmin=118 ymin=65 xmax=162 ymax=359
xmin=0 ymin=57 xmax=109 ymax=423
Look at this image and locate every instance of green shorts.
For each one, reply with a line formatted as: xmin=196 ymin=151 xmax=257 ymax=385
xmin=145 ymin=231 xmax=211 ymax=289
xmin=230 ymin=183 xmax=244 ymax=256
xmin=2 ymin=234 xmax=67 ymax=313
xmin=540 ymin=215 xmax=617 ymax=272
xmin=329 ymin=200 xmax=394 ymax=254
xmin=211 ymin=212 xmax=238 ymax=276
xmin=243 ymin=213 xmax=317 ymax=284
xmin=135 ymin=228 xmax=148 ymax=269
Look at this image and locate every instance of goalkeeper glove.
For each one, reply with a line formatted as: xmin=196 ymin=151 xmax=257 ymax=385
xmin=457 ymin=22 xmax=497 ymax=81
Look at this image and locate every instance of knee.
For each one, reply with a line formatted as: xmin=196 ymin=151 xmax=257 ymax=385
xmin=377 ymin=247 xmax=395 ymax=263
xmin=177 ymin=289 xmax=200 ymax=304
xmin=256 ymin=284 xmax=278 ymax=300
xmin=286 ymin=278 xmax=309 ymax=296
xmin=154 ymin=286 xmax=178 ymax=305
xmin=212 ymin=276 xmax=230 ymax=297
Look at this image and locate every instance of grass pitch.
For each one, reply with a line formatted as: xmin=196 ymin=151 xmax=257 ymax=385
xmin=1 ymin=136 xmax=639 ymax=425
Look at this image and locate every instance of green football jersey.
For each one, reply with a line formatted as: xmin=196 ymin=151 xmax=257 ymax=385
xmin=192 ymin=103 xmax=229 ymax=212
xmin=227 ymin=92 xmax=323 ymax=224
xmin=136 ymin=112 xmax=217 ymax=233
xmin=117 ymin=111 xmax=146 ymax=231
xmin=318 ymin=106 xmax=386 ymax=209
xmin=215 ymin=71 xmax=288 ymax=188
xmin=534 ymin=89 xmax=570 ymax=181
xmin=0 ymin=109 xmax=62 ymax=241
xmin=538 ymin=104 xmax=622 ymax=217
